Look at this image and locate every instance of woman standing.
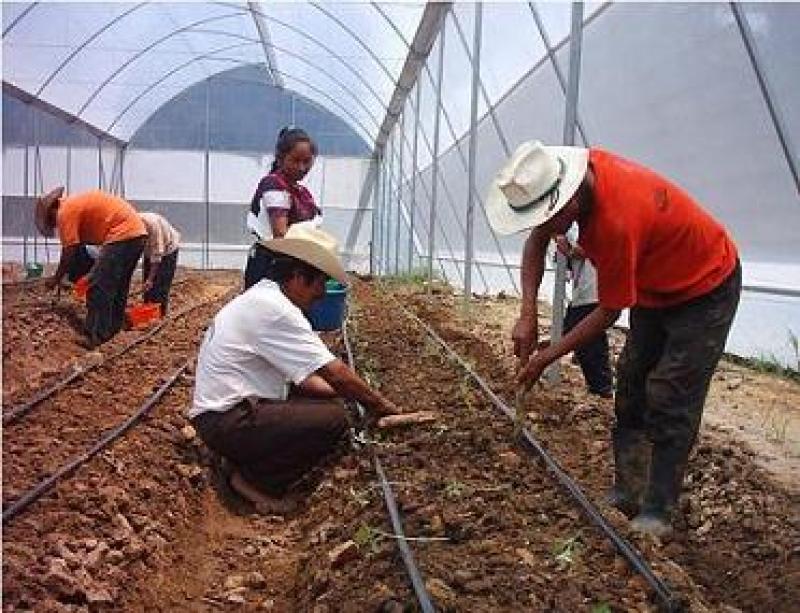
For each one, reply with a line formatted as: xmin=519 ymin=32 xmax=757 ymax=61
xmin=245 ymin=127 xmax=321 ymax=289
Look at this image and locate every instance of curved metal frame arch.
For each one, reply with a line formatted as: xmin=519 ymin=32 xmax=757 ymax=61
xmin=36 ymin=2 xmax=149 ymax=97
xmin=2 ymin=2 xmax=38 ymax=38
xmin=108 ymin=36 xmax=381 ymax=138
xmin=187 ymin=56 xmax=376 ymax=145
xmin=222 ymin=3 xmax=390 ymax=118
xmin=369 ymin=2 xmax=412 ymax=49
xmin=308 ymin=1 xmax=398 ymax=85
xmin=109 ymin=27 xmax=384 ymax=133
xmin=106 ymin=40 xmax=256 ymax=132
xmin=77 ymin=2 xmax=397 ymax=144
xmin=76 ymin=10 xmax=250 ymax=118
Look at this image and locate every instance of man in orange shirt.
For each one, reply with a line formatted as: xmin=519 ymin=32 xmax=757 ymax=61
xmin=35 ymin=187 xmax=147 ymax=348
xmin=487 ymin=142 xmax=741 ymax=536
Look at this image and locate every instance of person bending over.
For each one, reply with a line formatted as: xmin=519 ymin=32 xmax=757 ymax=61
xmin=36 ymin=187 xmax=146 ymax=348
xmin=486 ymin=141 xmax=740 ymax=537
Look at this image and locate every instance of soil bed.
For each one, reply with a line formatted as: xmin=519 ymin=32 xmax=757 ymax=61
xmin=387 ymin=279 xmax=799 ymax=612
xmin=3 ymin=276 xmax=796 ymax=612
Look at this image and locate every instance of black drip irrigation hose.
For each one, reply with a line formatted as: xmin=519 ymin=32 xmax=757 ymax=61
xmin=3 ymin=289 xmax=232 ymax=427
xmin=2 ymin=362 xmax=189 ymax=525
xmin=398 ymin=306 xmax=684 ymax=612
xmin=342 ymin=321 xmax=436 ymax=613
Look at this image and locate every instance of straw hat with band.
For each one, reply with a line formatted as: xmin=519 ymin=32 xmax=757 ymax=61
xmin=34 ymin=186 xmax=65 ymax=238
xmin=485 ymin=141 xmax=589 ymax=236
xmin=260 ymin=223 xmax=347 ymax=285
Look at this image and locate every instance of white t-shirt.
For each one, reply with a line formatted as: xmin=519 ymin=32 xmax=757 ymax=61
xmin=565 ymin=225 xmax=599 ymax=307
xmin=188 ymin=280 xmax=336 ymax=419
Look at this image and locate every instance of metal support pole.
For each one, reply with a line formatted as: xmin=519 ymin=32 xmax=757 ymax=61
xmin=395 ymin=112 xmax=404 ymax=275
xmin=409 ymin=83 xmax=420 ymax=272
xmin=370 ymin=155 xmax=381 ymax=274
xmin=23 ymin=106 xmax=31 ymax=266
xmin=550 ymin=1 xmax=584 ymax=384
xmin=464 ymin=1 xmax=483 ymax=302
xmin=66 ymin=144 xmax=72 ymax=193
xmin=527 ymin=2 xmax=590 ymax=147
xmin=380 ymin=153 xmax=388 ymax=275
xmin=204 ymin=77 xmax=211 ymax=269
xmin=384 ymin=136 xmax=393 ymax=276
xmin=119 ymin=145 xmax=127 ymax=198
xmin=730 ymin=2 xmax=799 ymax=197
xmin=428 ymin=25 xmax=445 ymax=289
xmin=97 ymin=138 xmax=104 ymax=190
xmin=33 ymin=117 xmax=40 ymax=263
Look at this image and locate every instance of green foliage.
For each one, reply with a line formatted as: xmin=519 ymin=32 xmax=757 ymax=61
xmin=353 ymin=523 xmax=381 ymax=553
xmin=552 ymin=533 xmax=583 ymax=570
xmin=443 ymin=479 xmax=468 ymax=500
xmin=591 ymin=603 xmax=612 ymax=613
xmin=381 ymin=266 xmax=447 ymax=286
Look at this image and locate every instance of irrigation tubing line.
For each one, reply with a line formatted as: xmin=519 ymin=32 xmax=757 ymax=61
xmin=3 ymin=289 xmax=232 ymax=426
xmin=342 ymin=320 xmax=436 ymax=613
xmin=2 ymin=361 xmax=189 ymax=525
xmin=396 ymin=304 xmax=682 ymax=612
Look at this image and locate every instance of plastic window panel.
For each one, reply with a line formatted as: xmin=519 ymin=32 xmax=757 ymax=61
xmin=479 ymin=2 xmax=546 ymax=107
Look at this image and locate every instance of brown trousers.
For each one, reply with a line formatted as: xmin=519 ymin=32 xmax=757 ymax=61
xmin=193 ymin=397 xmax=349 ymax=495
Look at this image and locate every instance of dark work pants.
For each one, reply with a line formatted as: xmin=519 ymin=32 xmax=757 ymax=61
xmin=244 ymin=242 xmax=275 ymax=290
xmin=563 ymin=303 xmax=613 ymax=395
xmin=143 ymin=249 xmax=178 ymax=315
xmin=192 ymin=397 xmax=349 ymax=495
xmin=85 ymin=236 xmax=146 ymax=346
xmin=67 ymin=245 xmax=96 ymax=282
xmin=614 ymin=261 xmax=741 ymax=510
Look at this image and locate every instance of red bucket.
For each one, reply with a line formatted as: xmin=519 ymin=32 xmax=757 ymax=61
xmin=125 ymin=303 xmax=162 ymax=330
xmin=73 ymin=275 xmax=89 ymax=301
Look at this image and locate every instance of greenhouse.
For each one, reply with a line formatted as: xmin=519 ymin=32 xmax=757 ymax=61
xmin=2 ymin=1 xmax=798 ymax=610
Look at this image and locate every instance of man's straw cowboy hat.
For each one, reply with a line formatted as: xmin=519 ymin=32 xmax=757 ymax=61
xmin=261 ymin=223 xmax=347 ymax=284
xmin=34 ymin=186 xmax=65 ymax=238
xmin=486 ymin=141 xmax=589 ymax=235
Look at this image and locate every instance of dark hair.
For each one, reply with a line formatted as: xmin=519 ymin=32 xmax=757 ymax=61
xmin=270 ymin=127 xmax=318 ymax=173
xmin=264 ymin=250 xmax=327 ymax=285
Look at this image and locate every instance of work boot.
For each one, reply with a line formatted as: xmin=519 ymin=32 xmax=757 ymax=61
xmin=607 ymin=428 xmax=651 ymax=518
xmin=631 ymin=442 xmax=689 ymax=538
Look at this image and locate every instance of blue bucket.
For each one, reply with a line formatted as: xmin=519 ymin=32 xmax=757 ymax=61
xmin=307 ymin=280 xmax=347 ymax=331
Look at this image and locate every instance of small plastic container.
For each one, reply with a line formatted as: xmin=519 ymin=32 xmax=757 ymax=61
xmin=73 ymin=275 xmax=89 ymax=301
xmin=125 ymin=302 xmax=162 ymax=330
xmin=306 ymin=280 xmax=347 ymax=331
xmin=25 ymin=262 xmax=44 ymax=279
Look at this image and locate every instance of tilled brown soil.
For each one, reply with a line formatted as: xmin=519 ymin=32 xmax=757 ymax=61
xmin=3 ymin=277 xmax=796 ymax=612
xmin=2 ymin=272 xmax=242 ymax=610
xmin=389 ymin=281 xmax=800 ymax=612
xmin=2 ymin=270 xmax=233 ymax=403
xmin=313 ymin=281 xmax=706 ymax=612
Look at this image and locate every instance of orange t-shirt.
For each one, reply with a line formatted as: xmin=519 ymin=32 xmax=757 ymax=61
xmin=57 ymin=190 xmax=146 ymax=247
xmin=578 ymin=149 xmax=738 ymax=310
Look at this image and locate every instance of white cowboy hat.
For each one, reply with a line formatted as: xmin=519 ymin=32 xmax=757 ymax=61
xmin=485 ymin=141 xmax=589 ymax=235
xmin=260 ymin=223 xmax=348 ymax=284
xmin=34 ymin=186 xmax=65 ymax=237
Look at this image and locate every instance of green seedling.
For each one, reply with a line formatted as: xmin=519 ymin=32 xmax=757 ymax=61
xmin=591 ymin=603 xmax=612 ymax=613
xmin=348 ymin=486 xmax=371 ymax=508
xmin=353 ymin=523 xmax=382 ymax=553
xmin=444 ymin=479 xmax=468 ymax=500
xmin=433 ymin=423 xmax=450 ymax=437
xmin=552 ymin=533 xmax=583 ymax=569
xmin=354 ymin=522 xmax=449 ymax=554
